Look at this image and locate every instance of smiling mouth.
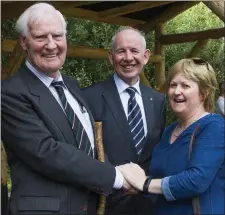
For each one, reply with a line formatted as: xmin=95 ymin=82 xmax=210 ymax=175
xmin=122 ymin=65 xmax=136 ymax=69
xmin=173 ymin=99 xmax=186 ymax=103
xmin=43 ymin=54 xmax=58 ymax=59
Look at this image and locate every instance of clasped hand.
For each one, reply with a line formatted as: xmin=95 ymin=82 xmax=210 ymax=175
xmin=117 ymin=163 xmax=147 ymax=195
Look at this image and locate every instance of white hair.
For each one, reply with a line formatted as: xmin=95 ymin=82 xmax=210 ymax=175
xmin=111 ymin=26 xmax=147 ymax=51
xmin=15 ymin=3 xmax=67 ymax=36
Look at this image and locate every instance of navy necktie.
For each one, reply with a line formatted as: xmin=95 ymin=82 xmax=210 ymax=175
xmin=126 ymin=87 xmax=145 ymax=154
xmin=52 ymin=81 xmax=94 ymax=157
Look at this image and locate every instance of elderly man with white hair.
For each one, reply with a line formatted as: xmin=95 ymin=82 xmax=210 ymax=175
xmin=1 ymin=3 xmax=133 ymax=215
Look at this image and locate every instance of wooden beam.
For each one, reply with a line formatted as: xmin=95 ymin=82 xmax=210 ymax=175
xmin=2 ymin=41 xmax=24 ymax=80
xmin=59 ymin=1 xmax=100 ymax=7
xmin=186 ymin=39 xmax=209 ymax=58
xmin=1 ymin=1 xmax=100 ymax=19
xmin=1 ymin=1 xmax=145 ymax=26
xmin=99 ymin=1 xmax=174 ymax=18
xmin=2 ymin=39 xmax=162 ymax=63
xmin=139 ymin=72 xmax=151 ymax=87
xmin=203 ymin=1 xmax=225 ymax=22
xmin=155 ymin=23 xmax=165 ymax=90
xmin=1 ymin=2 xmax=32 ymax=20
xmin=67 ymin=44 xmax=109 ymax=60
xmin=1 ymin=39 xmax=16 ymax=53
xmin=160 ymin=27 xmax=225 ymax=45
xmin=139 ymin=1 xmax=199 ymax=32
xmin=52 ymin=4 xmax=145 ymax=27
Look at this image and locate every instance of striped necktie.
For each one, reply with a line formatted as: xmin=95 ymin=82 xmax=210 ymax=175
xmin=126 ymin=87 xmax=145 ymax=155
xmin=52 ymin=81 xmax=94 ymax=157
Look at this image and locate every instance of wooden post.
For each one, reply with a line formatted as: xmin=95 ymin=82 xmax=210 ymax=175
xmin=187 ymin=39 xmax=209 ymax=58
xmin=94 ymin=122 xmax=106 ymax=215
xmin=2 ymin=41 xmax=24 ymax=80
xmin=203 ymin=1 xmax=225 ymax=22
xmin=155 ymin=23 xmax=165 ymax=91
xmin=1 ymin=142 xmax=9 ymax=215
xmin=139 ymin=72 xmax=151 ymax=87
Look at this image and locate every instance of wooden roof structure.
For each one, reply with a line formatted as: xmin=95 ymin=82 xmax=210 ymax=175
xmin=1 ymin=1 xmax=225 ymax=88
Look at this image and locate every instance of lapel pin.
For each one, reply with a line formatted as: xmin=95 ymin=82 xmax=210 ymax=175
xmin=149 ymin=97 xmax=153 ymax=101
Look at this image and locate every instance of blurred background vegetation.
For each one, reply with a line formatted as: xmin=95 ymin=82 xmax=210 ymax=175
xmin=1 ymin=2 xmax=224 ymax=191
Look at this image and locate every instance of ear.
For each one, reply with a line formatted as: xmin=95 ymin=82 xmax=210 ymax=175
xmin=143 ymin=49 xmax=150 ymax=65
xmin=20 ymin=36 xmax=28 ymax=51
xmin=200 ymin=90 xmax=208 ymax=102
xmin=108 ymin=51 xmax=113 ymax=65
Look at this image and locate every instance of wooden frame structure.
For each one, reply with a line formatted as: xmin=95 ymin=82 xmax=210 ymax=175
xmin=1 ymin=1 xmax=225 ymax=89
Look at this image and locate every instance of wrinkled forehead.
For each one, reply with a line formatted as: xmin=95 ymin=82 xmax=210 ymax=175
xmin=28 ymin=13 xmax=64 ymax=33
xmin=117 ymin=30 xmax=142 ymax=42
xmin=115 ymin=30 xmax=145 ymax=48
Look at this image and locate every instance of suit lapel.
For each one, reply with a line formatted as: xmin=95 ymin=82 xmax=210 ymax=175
xmin=63 ymin=76 xmax=89 ymax=113
xmin=21 ymin=67 xmax=77 ymax=147
xmin=140 ymin=85 xmax=155 ymax=155
xmin=102 ymin=77 xmax=133 ymax=143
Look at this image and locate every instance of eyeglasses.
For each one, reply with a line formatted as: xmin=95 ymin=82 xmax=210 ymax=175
xmin=191 ymin=58 xmax=210 ymax=71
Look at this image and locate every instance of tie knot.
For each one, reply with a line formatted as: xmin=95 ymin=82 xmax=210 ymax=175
xmin=126 ymin=87 xmax=136 ymax=97
xmin=51 ymin=81 xmax=64 ymax=88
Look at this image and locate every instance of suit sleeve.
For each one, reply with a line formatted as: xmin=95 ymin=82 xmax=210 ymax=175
xmin=1 ymin=87 xmax=115 ymax=196
xmin=161 ymin=119 xmax=224 ymax=200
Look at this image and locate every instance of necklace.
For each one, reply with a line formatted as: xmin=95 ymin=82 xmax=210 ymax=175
xmin=173 ymin=124 xmax=184 ymax=137
xmin=172 ymin=111 xmax=208 ymax=138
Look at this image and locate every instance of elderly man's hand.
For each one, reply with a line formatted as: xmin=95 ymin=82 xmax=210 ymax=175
xmin=122 ymin=178 xmax=138 ymax=195
xmin=117 ymin=163 xmax=147 ymax=191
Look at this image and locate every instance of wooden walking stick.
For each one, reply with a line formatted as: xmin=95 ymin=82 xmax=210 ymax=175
xmin=94 ymin=122 xmax=106 ymax=215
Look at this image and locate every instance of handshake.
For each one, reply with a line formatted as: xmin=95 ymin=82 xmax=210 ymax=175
xmin=116 ymin=163 xmax=148 ymax=195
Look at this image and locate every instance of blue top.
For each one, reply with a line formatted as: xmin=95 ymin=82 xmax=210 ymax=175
xmin=149 ymin=114 xmax=224 ymax=215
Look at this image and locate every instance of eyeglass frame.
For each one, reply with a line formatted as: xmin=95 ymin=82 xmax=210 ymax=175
xmin=191 ymin=58 xmax=210 ymax=71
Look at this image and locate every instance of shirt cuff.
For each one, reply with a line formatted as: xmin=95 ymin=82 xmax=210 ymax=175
xmin=113 ymin=167 xmax=124 ymax=189
xmin=161 ymin=176 xmax=176 ymax=201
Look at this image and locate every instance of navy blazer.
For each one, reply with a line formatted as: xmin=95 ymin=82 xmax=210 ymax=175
xmin=83 ymin=76 xmax=166 ymax=214
xmin=83 ymin=76 xmax=166 ymax=172
xmin=1 ymin=66 xmax=116 ymax=215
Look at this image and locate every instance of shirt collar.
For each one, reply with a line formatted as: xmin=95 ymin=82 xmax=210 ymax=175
xmin=25 ymin=60 xmax=63 ymax=88
xmin=113 ymin=73 xmax=141 ymax=95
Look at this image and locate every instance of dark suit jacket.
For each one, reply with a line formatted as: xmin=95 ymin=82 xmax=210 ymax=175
xmin=1 ymin=66 xmax=116 ymax=215
xmin=83 ymin=76 xmax=166 ymax=213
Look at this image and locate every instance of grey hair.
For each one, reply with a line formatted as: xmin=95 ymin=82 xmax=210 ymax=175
xmin=15 ymin=3 xmax=67 ymax=36
xmin=111 ymin=26 xmax=147 ymax=51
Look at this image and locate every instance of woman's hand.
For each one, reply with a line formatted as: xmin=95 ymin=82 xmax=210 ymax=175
xmin=118 ymin=163 xmax=147 ymax=191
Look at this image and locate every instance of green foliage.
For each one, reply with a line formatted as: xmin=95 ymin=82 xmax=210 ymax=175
xmin=164 ymin=2 xmax=224 ymax=79
xmin=2 ymin=2 xmax=224 ymax=191
xmin=2 ymin=3 xmax=224 ymax=124
xmin=61 ymin=17 xmax=121 ymax=87
xmin=162 ymin=3 xmax=224 ymax=124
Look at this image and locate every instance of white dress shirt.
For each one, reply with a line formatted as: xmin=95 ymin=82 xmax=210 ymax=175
xmin=113 ymin=73 xmax=148 ymax=136
xmin=26 ymin=60 xmax=94 ymax=149
xmin=26 ymin=61 xmax=123 ymax=189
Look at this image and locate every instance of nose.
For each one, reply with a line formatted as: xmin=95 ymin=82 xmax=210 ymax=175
xmin=124 ymin=50 xmax=133 ymax=62
xmin=174 ymin=86 xmax=182 ymax=95
xmin=45 ymin=35 xmax=57 ymax=49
